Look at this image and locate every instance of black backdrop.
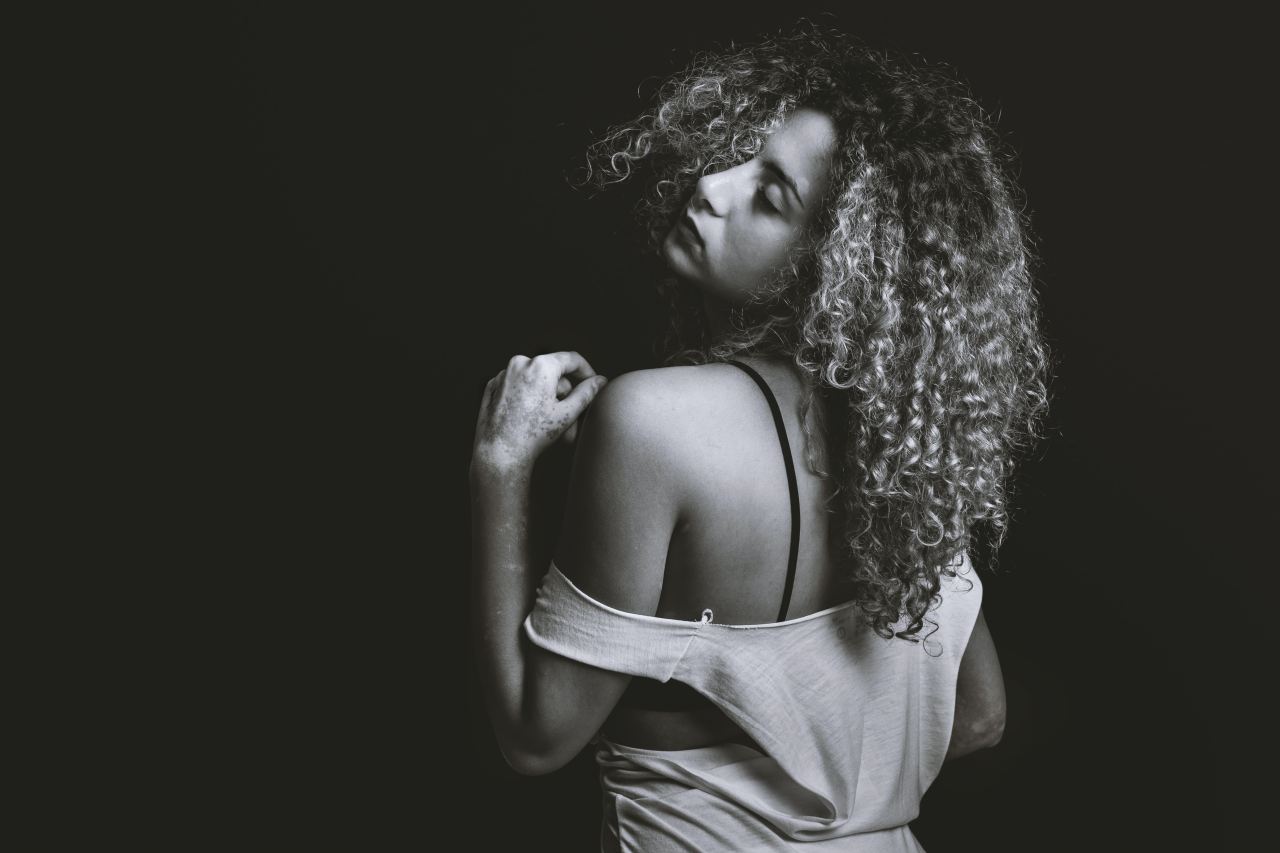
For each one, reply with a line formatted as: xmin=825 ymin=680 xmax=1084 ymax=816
xmin=196 ymin=4 xmax=1266 ymax=849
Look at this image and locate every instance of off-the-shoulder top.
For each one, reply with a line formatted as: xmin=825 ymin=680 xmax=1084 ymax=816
xmin=523 ymin=551 xmax=982 ymax=851
xmin=522 ymin=355 xmax=985 ymax=852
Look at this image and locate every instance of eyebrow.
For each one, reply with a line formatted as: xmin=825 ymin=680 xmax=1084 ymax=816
xmin=761 ymin=160 xmax=804 ymax=210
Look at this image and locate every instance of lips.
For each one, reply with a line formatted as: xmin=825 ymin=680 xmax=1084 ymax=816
xmin=680 ymin=212 xmax=704 ymax=248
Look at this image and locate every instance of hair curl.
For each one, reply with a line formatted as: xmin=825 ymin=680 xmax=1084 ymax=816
xmin=568 ymin=20 xmax=1054 ymax=643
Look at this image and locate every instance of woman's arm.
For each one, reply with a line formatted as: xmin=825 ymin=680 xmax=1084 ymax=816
xmin=469 ymin=458 xmax=541 ymax=767
xmin=945 ymin=608 xmax=1007 ymax=761
xmin=469 ymin=353 xmax=609 ymax=772
xmin=470 ymin=356 xmax=680 ymax=776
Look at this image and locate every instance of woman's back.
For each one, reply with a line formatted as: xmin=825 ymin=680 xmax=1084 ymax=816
xmin=523 ymin=381 xmax=985 ymax=849
xmin=594 ymin=355 xmax=858 ymax=752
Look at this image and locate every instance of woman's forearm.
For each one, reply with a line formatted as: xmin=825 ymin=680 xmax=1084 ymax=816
xmin=469 ymin=458 xmax=540 ymax=761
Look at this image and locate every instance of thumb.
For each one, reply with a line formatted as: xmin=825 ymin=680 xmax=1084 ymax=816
xmin=559 ymin=374 xmax=608 ymax=422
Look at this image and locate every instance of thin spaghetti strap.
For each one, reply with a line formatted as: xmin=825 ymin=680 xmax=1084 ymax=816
xmin=724 ymin=360 xmax=801 ymax=623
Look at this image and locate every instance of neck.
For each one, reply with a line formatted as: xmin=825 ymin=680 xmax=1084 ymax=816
xmin=702 ymin=293 xmax=795 ymax=375
xmin=702 ymin=293 xmax=735 ymax=346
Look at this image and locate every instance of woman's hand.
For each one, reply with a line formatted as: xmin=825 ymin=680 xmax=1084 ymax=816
xmin=472 ymin=351 xmax=609 ymax=476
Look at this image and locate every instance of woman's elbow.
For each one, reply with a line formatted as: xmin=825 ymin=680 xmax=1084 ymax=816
xmin=499 ymin=735 xmax=574 ymax=777
xmin=973 ymin=707 xmax=1006 ymax=749
xmin=501 ymin=743 xmax=558 ymax=776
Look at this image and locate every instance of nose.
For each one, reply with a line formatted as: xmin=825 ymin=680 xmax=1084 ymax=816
xmin=692 ymin=164 xmax=740 ymax=217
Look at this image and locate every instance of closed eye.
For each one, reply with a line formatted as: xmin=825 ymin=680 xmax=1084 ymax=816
xmin=756 ymin=184 xmax=781 ymax=214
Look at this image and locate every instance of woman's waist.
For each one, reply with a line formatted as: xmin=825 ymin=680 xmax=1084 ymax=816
xmin=593 ymin=735 xmax=923 ymax=843
xmin=593 ymin=736 xmax=829 ymax=822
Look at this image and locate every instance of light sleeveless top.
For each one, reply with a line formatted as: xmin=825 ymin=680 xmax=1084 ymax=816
xmin=521 ymin=362 xmax=986 ymax=851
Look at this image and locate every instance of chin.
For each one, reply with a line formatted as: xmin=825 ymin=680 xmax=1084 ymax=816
xmin=660 ymin=229 xmax=702 ymax=283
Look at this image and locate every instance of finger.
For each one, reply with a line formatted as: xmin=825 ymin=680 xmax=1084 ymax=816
xmin=481 ymin=367 xmax=503 ymax=398
xmin=475 ymin=376 xmax=496 ymax=438
xmin=557 ymin=374 xmax=608 ymax=423
xmin=480 ymin=373 xmax=498 ymax=408
xmin=556 ymin=376 xmax=571 ymax=399
xmin=537 ymin=351 xmax=598 ymax=384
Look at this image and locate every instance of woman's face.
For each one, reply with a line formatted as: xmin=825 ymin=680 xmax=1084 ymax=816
xmin=662 ymin=107 xmax=837 ymax=303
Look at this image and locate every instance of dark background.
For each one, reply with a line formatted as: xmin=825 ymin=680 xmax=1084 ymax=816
xmin=179 ymin=3 xmax=1266 ymax=849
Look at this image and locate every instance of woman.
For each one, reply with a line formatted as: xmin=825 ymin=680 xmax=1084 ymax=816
xmin=470 ymin=21 xmax=1051 ymax=851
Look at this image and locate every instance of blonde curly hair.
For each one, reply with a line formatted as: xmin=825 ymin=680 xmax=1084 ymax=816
xmin=570 ymin=19 xmax=1054 ymax=643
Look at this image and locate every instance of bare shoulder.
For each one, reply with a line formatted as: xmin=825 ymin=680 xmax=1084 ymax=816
xmin=583 ymin=363 xmax=746 ymax=439
xmin=575 ymin=364 xmax=751 ymax=494
xmin=555 ymin=365 xmax=742 ymax=581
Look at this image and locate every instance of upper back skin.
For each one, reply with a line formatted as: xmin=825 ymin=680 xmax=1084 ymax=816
xmin=592 ymin=354 xmax=857 ymax=751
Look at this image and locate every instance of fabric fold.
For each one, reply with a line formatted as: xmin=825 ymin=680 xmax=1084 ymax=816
xmin=521 ymin=555 xmax=984 ymax=850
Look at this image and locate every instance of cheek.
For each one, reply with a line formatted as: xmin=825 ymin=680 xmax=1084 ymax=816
xmin=729 ymin=231 xmax=790 ymax=279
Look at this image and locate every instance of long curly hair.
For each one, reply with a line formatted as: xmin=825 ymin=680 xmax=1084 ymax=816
xmin=568 ymin=20 xmax=1054 ymax=643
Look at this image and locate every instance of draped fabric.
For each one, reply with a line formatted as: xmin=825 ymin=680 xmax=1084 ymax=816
xmin=523 ymin=555 xmax=983 ymax=852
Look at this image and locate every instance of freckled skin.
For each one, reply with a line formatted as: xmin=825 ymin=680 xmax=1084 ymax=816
xmin=661 ymin=108 xmax=838 ymax=303
xmin=473 ymin=353 xmax=608 ymax=473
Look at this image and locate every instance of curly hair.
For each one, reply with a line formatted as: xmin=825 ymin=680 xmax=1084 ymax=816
xmin=568 ymin=19 xmax=1054 ymax=644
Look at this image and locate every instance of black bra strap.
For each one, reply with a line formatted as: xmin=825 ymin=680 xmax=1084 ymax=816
xmin=724 ymin=360 xmax=800 ymax=623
